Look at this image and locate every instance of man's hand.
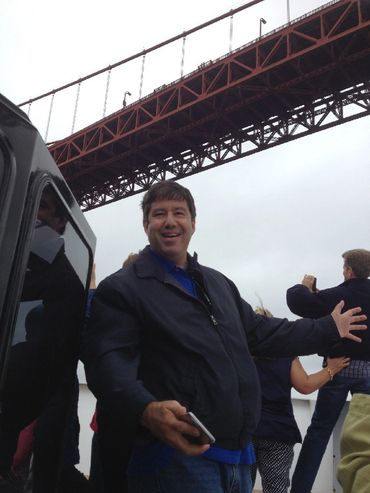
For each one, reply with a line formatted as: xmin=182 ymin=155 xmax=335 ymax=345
xmin=141 ymin=400 xmax=210 ymax=455
xmin=302 ymin=274 xmax=317 ymax=292
xmin=331 ymin=301 xmax=367 ymax=342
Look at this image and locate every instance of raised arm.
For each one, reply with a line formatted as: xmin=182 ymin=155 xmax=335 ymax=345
xmin=291 ymin=356 xmax=350 ymax=394
xmin=241 ymin=293 xmax=366 ymax=358
xmin=286 ymin=282 xmax=343 ymax=318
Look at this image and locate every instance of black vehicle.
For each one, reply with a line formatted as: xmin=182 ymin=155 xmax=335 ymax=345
xmin=0 ymin=94 xmax=96 ymax=492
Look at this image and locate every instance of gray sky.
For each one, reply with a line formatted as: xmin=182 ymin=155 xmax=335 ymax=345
xmin=1 ymin=0 xmax=369 ymax=343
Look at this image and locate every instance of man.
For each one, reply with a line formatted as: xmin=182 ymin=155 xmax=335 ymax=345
xmin=286 ymin=249 xmax=370 ymax=493
xmin=81 ymin=181 xmax=366 ymax=493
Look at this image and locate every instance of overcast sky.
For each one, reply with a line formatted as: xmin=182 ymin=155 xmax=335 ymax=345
xmin=1 ymin=0 xmax=369 ymax=371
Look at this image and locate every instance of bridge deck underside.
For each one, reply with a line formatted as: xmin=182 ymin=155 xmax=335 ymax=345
xmin=49 ymin=0 xmax=370 ymax=211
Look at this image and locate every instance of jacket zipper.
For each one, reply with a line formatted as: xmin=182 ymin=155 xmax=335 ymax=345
xmin=165 ymin=276 xmax=218 ymax=327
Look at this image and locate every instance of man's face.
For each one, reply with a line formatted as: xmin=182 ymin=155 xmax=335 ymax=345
xmin=144 ymin=199 xmax=195 ymax=268
xmin=343 ymin=262 xmax=352 ymax=281
xmin=37 ymin=192 xmax=66 ymax=234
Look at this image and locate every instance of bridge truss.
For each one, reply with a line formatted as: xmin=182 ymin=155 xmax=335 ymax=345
xmin=49 ymin=0 xmax=370 ymax=211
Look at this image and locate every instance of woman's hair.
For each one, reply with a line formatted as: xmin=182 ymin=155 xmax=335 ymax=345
xmin=254 ymin=306 xmax=273 ymax=318
xmin=122 ymin=252 xmax=140 ymax=268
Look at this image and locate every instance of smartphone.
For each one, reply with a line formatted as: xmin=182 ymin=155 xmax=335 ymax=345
xmin=312 ymin=277 xmax=317 ymax=292
xmin=180 ymin=412 xmax=216 ymax=445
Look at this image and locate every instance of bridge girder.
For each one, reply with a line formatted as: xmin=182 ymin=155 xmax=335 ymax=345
xmin=48 ymin=0 xmax=370 ymax=211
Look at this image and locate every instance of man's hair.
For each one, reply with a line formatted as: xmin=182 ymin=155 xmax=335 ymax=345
xmin=141 ymin=180 xmax=196 ymax=223
xmin=342 ymin=249 xmax=370 ymax=279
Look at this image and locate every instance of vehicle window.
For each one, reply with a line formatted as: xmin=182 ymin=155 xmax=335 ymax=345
xmin=0 ymin=184 xmax=90 ymax=491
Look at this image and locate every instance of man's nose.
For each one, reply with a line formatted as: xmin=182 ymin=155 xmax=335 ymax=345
xmin=164 ymin=213 xmax=176 ymax=226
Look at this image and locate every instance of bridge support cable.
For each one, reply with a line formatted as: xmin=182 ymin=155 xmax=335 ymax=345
xmin=229 ymin=14 xmax=234 ymax=52
xmin=71 ymin=82 xmax=81 ymax=134
xmin=44 ymin=93 xmax=55 ymax=142
xmin=103 ymin=69 xmax=112 ymax=117
xmin=139 ymin=53 xmax=146 ymax=99
xmin=181 ymin=34 xmax=186 ymax=77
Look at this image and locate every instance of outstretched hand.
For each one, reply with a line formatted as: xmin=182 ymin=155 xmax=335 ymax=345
xmin=331 ymin=301 xmax=367 ymax=342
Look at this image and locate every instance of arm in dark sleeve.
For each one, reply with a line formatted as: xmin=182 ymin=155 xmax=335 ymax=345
xmin=225 ymin=277 xmax=341 ymax=357
xmin=80 ymin=278 xmax=156 ymax=428
xmin=237 ymin=295 xmax=340 ymax=358
xmin=286 ymin=284 xmax=343 ymax=318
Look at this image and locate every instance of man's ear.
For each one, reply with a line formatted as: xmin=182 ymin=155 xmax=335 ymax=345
xmin=191 ymin=220 xmax=196 ymax=234
xmin=143 ymin=220 xmax=148 ymax=233
xmin=347 ymin=266 xmax=355 ymax=279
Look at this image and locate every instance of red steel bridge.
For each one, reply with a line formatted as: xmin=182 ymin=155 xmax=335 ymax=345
xmin=34 ymin=0 xmax=370 ymax=211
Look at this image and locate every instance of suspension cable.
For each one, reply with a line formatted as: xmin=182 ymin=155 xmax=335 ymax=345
xmin=181 ymin=34 xmax=186 ymax=77
xmin=71 ymin=82 xmax=81 ymax=134
xmin=44 ymin=93 xmax=55 ymax=141
xmin=139 ymin=54 xmax=146 ymax=99
xmin=229 ymin=13 xmax=234 ymax=52
xmin=103 ymin=69 xmax=112 ymax=117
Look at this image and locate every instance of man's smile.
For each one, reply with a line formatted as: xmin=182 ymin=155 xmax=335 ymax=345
xmin=162 ymin=232 xmax=180 ymax=238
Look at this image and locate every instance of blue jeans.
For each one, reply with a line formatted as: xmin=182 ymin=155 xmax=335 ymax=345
xmin=290 ymin=375 xmax=370 ymax=493
xmin=128 ymin=451 xmax=252 ymax=493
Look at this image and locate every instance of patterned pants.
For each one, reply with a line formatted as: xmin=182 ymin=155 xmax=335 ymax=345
xmin=251 ymin=439 xmax=294 ymax=493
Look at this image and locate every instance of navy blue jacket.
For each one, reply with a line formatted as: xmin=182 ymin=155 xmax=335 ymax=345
xmin=82 ymin=246 xmax=341 ymax=450
xmin=286 ymin=278 xmax=370 ymax=358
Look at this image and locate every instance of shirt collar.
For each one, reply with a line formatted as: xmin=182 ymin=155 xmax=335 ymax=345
xmin=149 ymin=248 xmax=178 ymax=272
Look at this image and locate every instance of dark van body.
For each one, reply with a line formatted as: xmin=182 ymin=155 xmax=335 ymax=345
xmin=0 ymin=94 xmax=96 ymax=492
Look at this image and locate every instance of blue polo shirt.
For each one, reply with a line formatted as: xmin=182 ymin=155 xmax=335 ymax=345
xmin=127 ymin=250 xmax=255 ymax=476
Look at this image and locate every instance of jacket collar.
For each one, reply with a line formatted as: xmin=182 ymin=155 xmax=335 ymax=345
xmin=135 ymin=245 xmax=200 ymax=281
xmin=342 ymin=277 xmax=370 ymax=287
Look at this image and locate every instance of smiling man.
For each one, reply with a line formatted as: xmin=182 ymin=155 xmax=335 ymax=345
xmin=82 ymin=180 xmax=367 ymax=493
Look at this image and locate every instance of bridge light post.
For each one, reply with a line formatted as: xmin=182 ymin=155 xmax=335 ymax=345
xmin=122 ymin=90 xmax=132 ymax=107
xmin=259 ymin=17 xmax=267 ymax=38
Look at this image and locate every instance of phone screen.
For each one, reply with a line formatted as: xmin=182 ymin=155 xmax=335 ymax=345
xmin=312 ymin=277 xmax=317 ymax=291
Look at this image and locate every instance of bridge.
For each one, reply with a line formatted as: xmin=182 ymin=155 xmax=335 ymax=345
xmin=21 ymin=0 xmax=370 ymax=211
